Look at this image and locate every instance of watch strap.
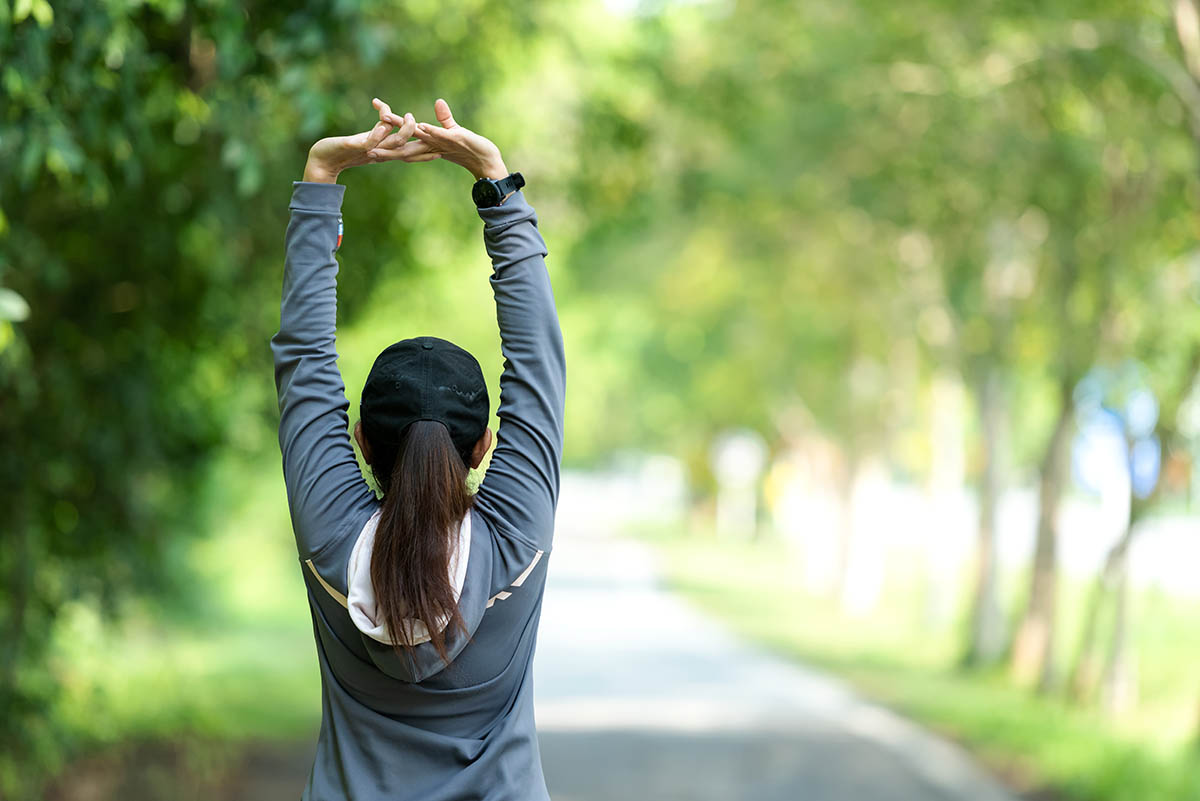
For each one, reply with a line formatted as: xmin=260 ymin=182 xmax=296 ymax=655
xmin=496 ymin=172 xmax=524 ymax=198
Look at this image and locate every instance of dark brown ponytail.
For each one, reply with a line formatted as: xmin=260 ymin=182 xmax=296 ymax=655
xmin=369 ymin=420 xmax=472 ymax=662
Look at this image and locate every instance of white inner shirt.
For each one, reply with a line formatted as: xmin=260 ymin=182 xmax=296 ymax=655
xmin=346 ymin=508 xmax=472 ymax=646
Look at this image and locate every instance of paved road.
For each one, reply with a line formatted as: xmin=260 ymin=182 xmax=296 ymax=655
xmin=534 ymin=526 xmax=1020 ymax=801
xmin=49 ymin=519 xmax=1023 ymax=801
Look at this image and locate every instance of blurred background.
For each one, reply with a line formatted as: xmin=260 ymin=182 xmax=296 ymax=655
xmin=4 ymin=0 xmax=1200 ymax=799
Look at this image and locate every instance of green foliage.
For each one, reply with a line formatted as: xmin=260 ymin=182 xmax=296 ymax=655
xmin=5 ymin=0 xmax=1200 ymax=794
xmin=557 ymin=0 xmax=1200 ymax=481
xmin=0 ymin=0 xmax=542 ymax=794
xmin=48 ymin=452 xmax=320 ymax=749
xmin=653 ymin=532 xmax=1200 ymax=801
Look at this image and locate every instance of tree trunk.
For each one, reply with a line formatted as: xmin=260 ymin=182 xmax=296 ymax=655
xmin=1100 ymin=545 xmax=1137 ymax=715
xmin=1101 ymin=435 xmax=1144 ymax=716
xmin=833 ymin=450 xmax=859 ymax=608
xmin=1069 ymin=492 xmax=1144 ymax=704
xmin=1012 ymin=379 xmax=1075 ymax=692
xmin=963 ymin=368 xmax=1007 ymax=667
xmin=925 ymin=371 xmax=966 ymax=630
xmin=0 ymin=507 xmax=29 ymax=691
xmin=1067 ymin=536 xmax=1123 ymax=704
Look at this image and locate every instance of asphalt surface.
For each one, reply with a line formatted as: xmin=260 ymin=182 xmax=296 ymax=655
xmin=533 ymin=527 xmax=1020 ymax=801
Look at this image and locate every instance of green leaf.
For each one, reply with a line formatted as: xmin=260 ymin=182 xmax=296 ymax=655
xmin=0 ymin=288 xmax=30 ymax=322
xmin=31 ymin=0 xmax=52 ymax=26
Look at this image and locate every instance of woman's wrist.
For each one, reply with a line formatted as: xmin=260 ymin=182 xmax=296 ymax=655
xmin=303 ymin=156 xmax=341 ymax=184
xmin=475 ymin=157 xmax=508 ymax=182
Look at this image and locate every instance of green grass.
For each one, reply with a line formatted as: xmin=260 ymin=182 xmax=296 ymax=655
xmin=648 ymin=530 xmax=1200 ymax=801
xmin=47 ymin=448 xmax=322 ymax=754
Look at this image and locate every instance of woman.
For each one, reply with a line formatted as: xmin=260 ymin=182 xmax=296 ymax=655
xmin=270 ymin=97 xmax=565 ymax=801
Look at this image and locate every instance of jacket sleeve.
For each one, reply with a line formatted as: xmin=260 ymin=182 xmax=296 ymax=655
xmin=270 ymin=181 xmax=378 ymax=560
xmin=473 ymin=192 xmax=566 ymax=552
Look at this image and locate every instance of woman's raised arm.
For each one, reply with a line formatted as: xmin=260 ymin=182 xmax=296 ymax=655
xmin=409 ymin=101 xmax=566 ymax=552
xmin=271 ymin=102 xmax=436 ymax=559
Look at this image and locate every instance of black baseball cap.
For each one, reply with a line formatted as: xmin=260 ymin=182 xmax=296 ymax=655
xmin=360 ymin=337 xmax=489 ymax=465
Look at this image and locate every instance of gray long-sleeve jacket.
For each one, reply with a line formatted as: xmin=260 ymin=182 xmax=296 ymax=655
xmin=270 ymin=180 xmax=565 ymax=801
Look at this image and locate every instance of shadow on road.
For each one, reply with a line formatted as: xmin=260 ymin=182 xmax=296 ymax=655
xmin=541 ymin=727 xmax=985 ymax=801
xmin=47 ymin=726 xmax=1003 ymax=801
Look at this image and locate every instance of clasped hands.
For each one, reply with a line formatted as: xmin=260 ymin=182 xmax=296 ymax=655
xmin=303 ymin=98 xmax=508 ymax=184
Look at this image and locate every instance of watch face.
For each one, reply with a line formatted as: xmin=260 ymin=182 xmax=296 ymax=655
xmin=473 ymin=180 xmax=500 ymax=207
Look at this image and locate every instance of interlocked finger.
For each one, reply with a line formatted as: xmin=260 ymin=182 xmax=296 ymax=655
xmin=401 ymin=150 xmax=442 ymax=163
xmin=373 ymin=114 xmax=417 ymax=150
xmin=372 ymin=97 xmax=396 ymax=125
xmin=413 ymin=123 xmax=459 ymax=145
xmin=368 ymin=139 xmax=440 ymax=163
xmin=352 ymin=120 xmax=393 ymax=152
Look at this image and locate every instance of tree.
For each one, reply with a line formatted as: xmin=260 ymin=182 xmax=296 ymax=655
xmin=1068 ymin=338 xmax=1200 ymax=711
xmin=0 ymin=0 xmax=540 ymax=792
xmin=1003 ymin=27 xmax=1198 ymax=691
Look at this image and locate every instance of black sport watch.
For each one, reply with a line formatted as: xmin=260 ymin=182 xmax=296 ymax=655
xmin=472 ymin=172 xmax=525 ymax=208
